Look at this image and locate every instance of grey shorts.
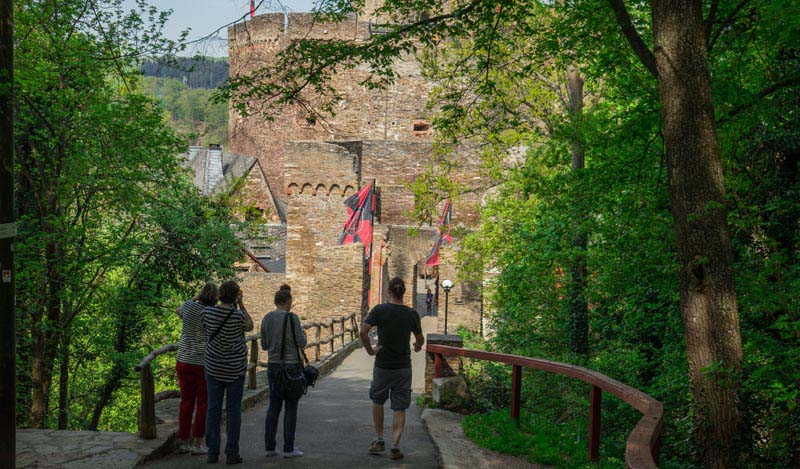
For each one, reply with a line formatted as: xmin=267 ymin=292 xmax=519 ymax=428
xmin=369 ymin=367 xmax=412 ymax=411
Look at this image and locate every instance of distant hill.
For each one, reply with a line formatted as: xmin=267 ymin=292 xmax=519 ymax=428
xmin=138 ymin=76 xmax=228 ymax=146
xmin=140 ymin=56 xmax=229 ymax=89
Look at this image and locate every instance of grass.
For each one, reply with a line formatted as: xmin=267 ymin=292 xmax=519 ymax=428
xmin=462 ymin=409 xmax=624 ymax=468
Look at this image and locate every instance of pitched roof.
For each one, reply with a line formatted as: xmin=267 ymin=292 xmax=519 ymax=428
xmin=182 ymin=146 xmax=286 ymax=223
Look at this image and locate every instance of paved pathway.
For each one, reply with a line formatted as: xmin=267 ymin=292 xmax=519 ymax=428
xmin=146 ymin=317 xmax=438 ymax=468
xmin=16 ymin=429 xmax=165 ymax=468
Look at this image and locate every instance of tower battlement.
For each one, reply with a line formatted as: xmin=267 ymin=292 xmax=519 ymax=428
xmin=228 ymin=12 xmax=368 ymax=54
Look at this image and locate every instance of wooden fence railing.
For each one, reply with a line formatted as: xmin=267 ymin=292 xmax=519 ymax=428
xmin=428 ymin=344 xmax=663 ymax=469
xmin=134 ymin=312 xmax=359 ymax=439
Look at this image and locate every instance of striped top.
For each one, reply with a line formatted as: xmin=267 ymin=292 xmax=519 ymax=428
xmin=176 ymin=300 xmax=207 ymax=366
xmin=202 ymin=305 xmax=248 ymax=382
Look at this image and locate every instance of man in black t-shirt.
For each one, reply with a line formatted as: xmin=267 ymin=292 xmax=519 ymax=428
xmin=360 ymin=277 xmax=424 ymax=460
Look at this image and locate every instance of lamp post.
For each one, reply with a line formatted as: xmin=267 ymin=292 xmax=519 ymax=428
xmin=441 ymin=279 xmax=453 ymax=334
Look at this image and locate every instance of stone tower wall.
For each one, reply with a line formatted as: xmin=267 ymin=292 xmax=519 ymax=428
xmin=228 ymin=13 xmax=433 ymax=203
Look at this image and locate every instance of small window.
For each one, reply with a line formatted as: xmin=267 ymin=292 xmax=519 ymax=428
xmin=305 ymin=116 xmax=317 ymax=127
xmin=413 ymin=119 xmax=431 ymax=134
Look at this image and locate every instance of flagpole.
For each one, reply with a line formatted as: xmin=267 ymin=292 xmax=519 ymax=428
xmin=365 ymin=179 xmax=377 ymax=315
xmin=367 ymin=179 xmax=376 ymax=274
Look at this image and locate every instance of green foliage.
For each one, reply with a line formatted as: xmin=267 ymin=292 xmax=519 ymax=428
xmin=13 ymin=0 xmax=240 ymax=431
xmin=463 ymin=410 xmax=623 ymax=468
xmin=138 ymin=76 xmax=228 ymax=146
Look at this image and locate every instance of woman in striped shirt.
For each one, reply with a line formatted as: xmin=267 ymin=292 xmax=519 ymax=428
xmin=202 ymin=280 xmax=254 ymax=465
xmin=175 ymin=282 xmax=218 ymax=455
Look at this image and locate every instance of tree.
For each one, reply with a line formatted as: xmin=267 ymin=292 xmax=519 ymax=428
xmin=609 ymin=1 xmax=743 ymax=465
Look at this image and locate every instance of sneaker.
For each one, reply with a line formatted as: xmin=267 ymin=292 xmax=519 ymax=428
xmin=207 ymin=455 xmax=219 ymax=464
xmin=265 ymin=450 xmax=280 ymax=457
xmin=368 ymin=439 xmax=385 ymax=454
xmin=283 ymin=448 xmax=304 ymax=458
xmin=225 ymin=454 xmax=243 ymax=465
xmin=177 ymin=442 xmax=191 ymax=454
xmin=191 ymin=445 xmax=209 ymax=455
xmin=390 ymin=448 xmax=404 ymax=460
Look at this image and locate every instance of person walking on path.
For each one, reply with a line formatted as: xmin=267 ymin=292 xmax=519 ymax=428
xmin=360 ymin=277 xmax=425 ymax=460
xmin=425 ymin=288 xmax=433 ymax=316
xmin=261 ymin=284 xmax=308 ymax=458
xmin=175 ymin=283 xmax=218 ymax=455
xmin=202 ymin=280 xmax=254 ymax=465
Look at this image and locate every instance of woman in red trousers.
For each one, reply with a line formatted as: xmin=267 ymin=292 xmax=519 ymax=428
xmin=175 ymin=283 xmax=218 ymax=455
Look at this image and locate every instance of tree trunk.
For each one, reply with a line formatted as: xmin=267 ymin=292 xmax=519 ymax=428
xmin=566 ymin=64 xmax=589 ymax=358
xmin=29 ymin=328 xmax=53 ymax=429
xmin=652 ymin=1 xmax=743 ymax=466
xmin=30 ymin=239 xmax=62 ymax=428
xmin=57 ymin=325 xmax=69 ymax=430
xmin=90 ymin=292 xmax=145 ymax=430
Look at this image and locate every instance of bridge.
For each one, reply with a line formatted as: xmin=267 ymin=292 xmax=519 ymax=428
xmin=16 ymin=315 xmax=662 ymax=468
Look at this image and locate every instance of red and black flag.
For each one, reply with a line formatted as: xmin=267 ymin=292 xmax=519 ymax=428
xmin=250 ymin=0 xmax=256 ymax=18
xmin=339 ymin=182 xmax=376 ymax=253
xmin=425 ymin=199 xmax=452 ymax=267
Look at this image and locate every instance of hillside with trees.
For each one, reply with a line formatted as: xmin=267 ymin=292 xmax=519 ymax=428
xmin=139 ymin=76 xmax=228 ymax=146
xmin=140 ymin=56 xmax=229 ymax=89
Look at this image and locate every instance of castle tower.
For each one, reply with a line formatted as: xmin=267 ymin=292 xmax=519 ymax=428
xmin=228 ymin=12 xmax=433 ymax=204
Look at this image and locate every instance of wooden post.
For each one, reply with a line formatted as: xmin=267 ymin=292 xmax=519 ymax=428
xmin=0 ymin=1 xmax=15 ymax=463
xmin=510 ymin=365 xmax=522 ymax=424
xmin=330 ymin=320 xmax=336 ymax=353
xmin=139 ymin=364 xmax=157 ymax=439
xmin=434 ymin=353 xmax=442 ymax=378
xmin=588 ymin=385 xmax=602 ymax=461
xmin=651 ymin=432 xmax=661 ymax=466
xmin=315 ymin=324 xmax=321 ymax=361
xmin=248 ymin=340 xmax=258 ymax=390
xmin=340 ymin=317 xmax=346 ymax=346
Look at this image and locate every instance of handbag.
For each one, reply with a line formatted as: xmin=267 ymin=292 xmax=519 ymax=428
xmin=274 ymin=313 xmax=307 ymax=400
xmin=288 ymin=313 xmax=319 ymax=388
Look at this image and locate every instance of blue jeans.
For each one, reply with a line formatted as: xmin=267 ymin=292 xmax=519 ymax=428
xmin=205 ymin=373 xmax=245 ymax=458
xmin=265 ymin=363 xmax=302 ymax=452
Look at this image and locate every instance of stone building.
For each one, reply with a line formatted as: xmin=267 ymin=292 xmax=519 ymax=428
xmin=224 ymin=6 xmax=485 ymax=337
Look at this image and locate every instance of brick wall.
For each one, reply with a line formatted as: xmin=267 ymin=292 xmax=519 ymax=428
xmin=437 ymin=244 xmax=482 ymax=334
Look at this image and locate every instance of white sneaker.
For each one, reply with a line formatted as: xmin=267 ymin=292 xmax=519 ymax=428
xmin=190 ymin=444 xmax=208 ymax=455
xmin=265 ymin=450 xmax=280 ymax=457
xmin=283 ymin=448 xmax=304 ymax=458
xmin=177 ymin=442 xmax=191 ymax=454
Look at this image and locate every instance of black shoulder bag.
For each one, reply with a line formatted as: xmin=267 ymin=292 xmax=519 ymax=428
xmin=289 ymin=313 xmax=319 ymax=388
xmin=274 ymin=313 xmax=307 ymax=400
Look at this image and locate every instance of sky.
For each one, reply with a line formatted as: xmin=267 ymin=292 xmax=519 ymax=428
xmin=123 ymin=0 xmax=317 ymax=56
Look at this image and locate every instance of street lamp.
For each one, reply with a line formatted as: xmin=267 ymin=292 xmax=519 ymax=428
xmin=441 ymin=279 xmax=454 ymax=334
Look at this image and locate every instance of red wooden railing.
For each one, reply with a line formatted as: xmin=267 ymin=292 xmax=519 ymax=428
xmin=428 ymin=344 xmax=663 ymax=469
